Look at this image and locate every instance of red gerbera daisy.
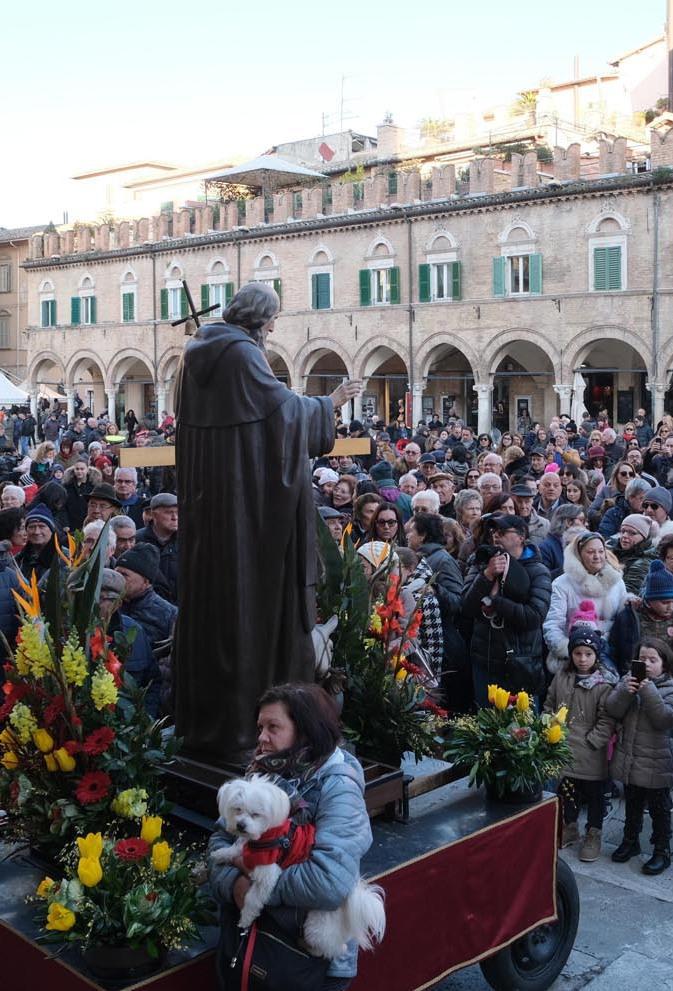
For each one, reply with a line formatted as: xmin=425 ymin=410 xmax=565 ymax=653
xmin=63 ymin=739 xmax=82 ymax=756
xmin=0 ymin=683 xmax=28 ymax=721
xmin=75 ymin=771 xmax=112 ymax=805
xmin=43 ymin=694 xmax=65 ymax=726
xmin=114 ymin=838 xmax=150 ymax=862
xmin=82 ymin=727 xmax=116 ymax=756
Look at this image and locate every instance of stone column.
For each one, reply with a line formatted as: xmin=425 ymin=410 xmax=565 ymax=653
xmin=412 ymin=382 xmax=424 ymax=427
xmin=474 ymin=383 xmax=493 ymax=436
xmin=647 ymin=381 xmax=668 ymax=429
xmin=352 ymin=391 xmax=363 ymax=423
xmin=30 ymin=390 xmax=38 ymax=419
xmin=106 ymin=388 xmax=117 ymax=427
xmin=553 ymin=383 xmax=573 ymax=415
xmin=66 ymin=389 xmax=76 ymax=423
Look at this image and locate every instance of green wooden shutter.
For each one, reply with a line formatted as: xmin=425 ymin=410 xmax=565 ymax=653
xmin=273 ymin=278 xmax=282 ymax=304
xmin=418 ymin=264 xmax=431 ymax=302
xmin=594 ymin=248 xmax=607 ymax=291
xmin=389 ymin=266 xmax=400 ymax=304
xmin=90 ymin=297 xmax=97 ymax=324
xmin=51 ymin=300 xmax=56 ymax=326
xmin=201 ymin=284 xmax=209 ymax=311
xmin=606 ymin=246 xmax=622 ymax=290
xmin=225 ymin=282 xmax=234 ymax=305
xmin=41 ymin=300 xmax=49 ymax=327
xmin=359 ymin=269 xmax=371 ymax=306
xmin=122 ymin=292 xmax=134 ymax=321
xmin=71 ymin=297 xmax=81 ymax=325
xmin=160 ymin=288 xmax=168 ymax=319
xmin=492 ymin=257 xmax=506 ymax=297
xmin=180 ymin=287 xmax=189 ymax=317
xmin=315 ymin=273 xmax=330 ymax=309
xmin=311 ymin=273 xmax=319 ymax=309
xmin=451 ymin=261 xmax=462 ymax=300
xmin=529 ymin=254 xmax=542 ymax=295
xmin=388 ymin=171 xmax=398 ymax=195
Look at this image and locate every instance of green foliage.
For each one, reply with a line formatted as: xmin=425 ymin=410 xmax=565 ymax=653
xmin=339 ymin=164 xmax=366 ymax=185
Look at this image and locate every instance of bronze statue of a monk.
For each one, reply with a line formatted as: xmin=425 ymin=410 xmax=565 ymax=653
xmin=173 ymin=283 xmax=359 ymax=765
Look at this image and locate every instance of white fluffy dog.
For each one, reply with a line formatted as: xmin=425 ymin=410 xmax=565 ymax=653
xmin=211 ymin=775 xmax=386 ymax=960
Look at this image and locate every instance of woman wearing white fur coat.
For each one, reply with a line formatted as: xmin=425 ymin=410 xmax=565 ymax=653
xmin=543 ymin=531 xmax=627 ymax=675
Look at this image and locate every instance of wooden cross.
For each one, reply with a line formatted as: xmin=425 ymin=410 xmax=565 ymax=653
xmin=171 ymin=279 xmax=220 ymax=334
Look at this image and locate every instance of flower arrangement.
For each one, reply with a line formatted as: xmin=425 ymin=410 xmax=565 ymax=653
xmin=0 ymin=530 xmax=179 ymax=853
xmin=34 ymin=815 xmax=215 ymax=956
xmin=317 ymin=523 xmax=445 ymax=765
xmin=443 ymin=684 xmax=572 ymax=798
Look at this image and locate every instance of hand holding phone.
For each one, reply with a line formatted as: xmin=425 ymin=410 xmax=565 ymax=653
xmin=630 ymin=660 xmax=647 ymax=682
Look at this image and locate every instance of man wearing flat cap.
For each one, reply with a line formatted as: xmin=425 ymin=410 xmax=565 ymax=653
xmin=136 ymin=493 xmax=179 ymax=604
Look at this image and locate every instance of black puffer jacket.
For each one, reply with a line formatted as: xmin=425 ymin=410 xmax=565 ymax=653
xmin=122 ymin=587 xmax=177 ymax=648
xmin=416 ymin=542 xmax=462 ymax=619
xmin=462 ymin=543 xmax=552 ymax=678
xmin=135 ymin=525 xmax=178 ymax=604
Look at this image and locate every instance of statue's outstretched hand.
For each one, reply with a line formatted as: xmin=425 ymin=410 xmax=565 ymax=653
xmin=328 ymin=380 xmax=362 ymax=408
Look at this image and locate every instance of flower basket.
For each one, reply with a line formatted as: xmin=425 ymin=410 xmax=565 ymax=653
xmin=81 ymin=942 xmax=167 ymax=985
xmin=0 ymin=527 xmax=179 ymax=854
xmin=444 ymin=685 xmax=572 ymax=800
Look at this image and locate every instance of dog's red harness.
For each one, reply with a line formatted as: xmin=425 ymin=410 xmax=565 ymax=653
xmin=241 ymin=818 xmax=316 ymax=871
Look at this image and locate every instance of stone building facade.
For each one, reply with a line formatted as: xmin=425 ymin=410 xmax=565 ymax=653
xmin=21 ymin=122 xmax=673 ymax=433
xmin=0 ymin=225 xmax=45 ymax=383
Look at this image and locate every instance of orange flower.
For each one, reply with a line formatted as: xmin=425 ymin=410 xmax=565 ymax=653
xmin=89 ymin=628 xmax=107 ymax=660
xmin=12 ymin=570 xmax=41 ymax=619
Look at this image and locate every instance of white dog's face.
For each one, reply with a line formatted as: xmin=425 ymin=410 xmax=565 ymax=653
xmin=216 ymin=775 xmax=291 ymax=840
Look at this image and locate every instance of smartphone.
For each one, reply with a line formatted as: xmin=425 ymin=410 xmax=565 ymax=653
xmin=631 ymin=660 xmax=647 ymax=682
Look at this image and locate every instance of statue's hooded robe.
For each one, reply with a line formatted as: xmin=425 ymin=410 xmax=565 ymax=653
xmin=173 ymin=322 xmax=334 ymax=765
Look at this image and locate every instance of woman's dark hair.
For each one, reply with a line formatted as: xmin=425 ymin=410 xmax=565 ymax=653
xmin=449 ymin=443 xmax=467 ymax=464
xmin=559 ymin=463 xmax=581 ymax=481
xmin=477 ymin=433 xmax=492 ymax=448
xmin=658 ymin=533 xmax=673 ymax=563
xmin=483 ymin=491 xmax=514 ymax=515
xmin=367 ymin=501 xmax=407 ymax=546
xmin=563 ymin=478 xmax=589 ymax=509
xmin=409 ymin=511 xmax=445 ymax=545
xmin=59 ymin=437 xmax=73 ymax=454
xmin=256 ymin=683 xmax=341 ymax=761
xmin=37 ymin=480 xmax=67 ymax=513
xmin=353 ymin=492 xmax=383 ymax=523
xmin=0 ymin=507 xmax=24 ymax=541
xmin=637 ymin=637 xmax=673 ymax=675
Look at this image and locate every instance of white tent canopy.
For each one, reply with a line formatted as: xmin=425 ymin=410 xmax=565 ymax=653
xmin=0 ymin=372 xmax=28 ymax=406
xmin=206 ymin=155 xmax=326 ymax=190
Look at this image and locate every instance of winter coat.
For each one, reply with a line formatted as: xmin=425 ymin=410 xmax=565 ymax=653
xmin=208 ymin=747 xmax=372 ymax=980
xmin=525 ymin=510 xmax=550 ymax=547
xmin=598 ymin=497 xmax=629 ymax=538
xmin=606 ymin=674 xmax=673 ymax=789
xmin=0 ymin=542 xmax=20 ymax=659
xmin=608 ymin=603 xmax=673 ymax=676
xmin=544 ymin=665 xmax=617 ymax=780
xmin=62 ymin=466 xmax=102 ymax=531
xmin=543 ymin=543 xmax=627 ymax=672
xmin=652 ymin=519 xmax=673 ymax=548
xmin=135 ymin=524 xmax=178 ymax=604
xmin=605 ymin=535 xmax=657 ymax=596
xmin=462 ymin=543 xmax=551 ymax=678
xmin=538 ymin=533 xmax=564 ymax=580
xmin=109 ymin=612 xmax=160 ymax=717
xmin=403 ymin=558 xmax=443 ymax=676
xmin=121 ymin=587 xmax=177 ymax=649
xmin=417 ymin=542 xmax=466 ymax=671
xmin=117 ymin=493 xmax=145 ymax=528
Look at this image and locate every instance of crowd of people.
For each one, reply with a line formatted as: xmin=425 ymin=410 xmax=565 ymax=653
xmin=313 ymin=406 xmax=673 ymax=876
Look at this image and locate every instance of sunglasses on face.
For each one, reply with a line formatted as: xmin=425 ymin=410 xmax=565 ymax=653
xmin=618 ymin=471 xmax=635 ymax=478
xmin=642 ymin=502 xmax=661 ymax=510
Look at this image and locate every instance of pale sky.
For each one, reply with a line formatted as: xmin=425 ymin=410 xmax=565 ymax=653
xmin=0 ymin=0 xmax=665 ymax=227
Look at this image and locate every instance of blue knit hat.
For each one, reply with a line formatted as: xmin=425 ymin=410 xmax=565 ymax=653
xmin=25 ymin=503 xmax=56 ymax=532
xmin=644 ymin=560 xmax=673 ymax=602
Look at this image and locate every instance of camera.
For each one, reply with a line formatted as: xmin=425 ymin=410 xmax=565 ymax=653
xmin=475 ymin=544 xmax=503 ymax=570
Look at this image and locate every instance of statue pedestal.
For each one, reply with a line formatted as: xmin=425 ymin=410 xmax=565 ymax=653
xmin=164 ymin=755 xmax=406 ymax=822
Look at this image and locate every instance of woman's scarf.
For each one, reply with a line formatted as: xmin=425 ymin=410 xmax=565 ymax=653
xmin=246 ymin=746 xmax=331 ymax=820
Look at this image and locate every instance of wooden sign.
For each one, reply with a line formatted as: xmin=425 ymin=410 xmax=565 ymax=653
xmin=324 ymin=438 xmax=372 ymax=457
xmin=117 ymin=437 xmax=369 ymax=468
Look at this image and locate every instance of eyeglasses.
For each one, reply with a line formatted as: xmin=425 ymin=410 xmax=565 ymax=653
xmin=377 ymin=518 xmax=398 ymax=527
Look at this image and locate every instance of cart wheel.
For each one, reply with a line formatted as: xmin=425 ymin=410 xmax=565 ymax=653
xmin=479 ymin=858 xmax=579 ymax=991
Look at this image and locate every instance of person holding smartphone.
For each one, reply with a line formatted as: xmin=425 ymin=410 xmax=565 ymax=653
xmin=605 ymin=638 xmax=673 ymax=875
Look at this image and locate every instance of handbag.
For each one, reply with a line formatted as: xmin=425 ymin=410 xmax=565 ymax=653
xmin=216 ymin=906 xmax=329 ymax=991
xmin=503 ymin=629 xmax=546 ymax=696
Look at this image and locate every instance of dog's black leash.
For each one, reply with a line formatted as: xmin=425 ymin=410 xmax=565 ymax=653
xmin=230 ymin=927 xmax=250 ymax=969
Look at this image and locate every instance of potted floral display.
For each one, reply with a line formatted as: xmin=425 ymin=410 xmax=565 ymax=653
xmin=443 ymin=684 xmax=572 ymax=803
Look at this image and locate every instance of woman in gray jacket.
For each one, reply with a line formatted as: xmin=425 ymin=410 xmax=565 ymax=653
xmin=209 ymin=683 xmax=373 ymax=990
xmin=606 ymin=637 xmax=673 ymax=876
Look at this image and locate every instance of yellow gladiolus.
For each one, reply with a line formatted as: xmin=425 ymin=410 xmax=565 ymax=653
xmin=487 ymin=684 xmax=498 ymax=704
xmin=36 ymin=876 xmax=55 ymax=898
xmin=76 ymin=832 xmax=104 ymax=861
xmin=46 ymin=902 xmax=76 ymax=932
xmin=1 ymin=751 xmax=19 ymax=770
xmin=494 ymin=687 xmax=510 ymax=710
xmin=545 ymin=723 xmax=563 ymax=744
xmin=0 ymin=727 xmax=17 ymax=749
xmin=53 ymin=747 xmax=76 ymax=772
xmin=32 ymin=728 xmax=55 ymax=753
xmin=395 ymin=667 xmax=408 ymax=682
xmin=140 ymin=815 xmax=163 ymax=845
xmin=516 ymin=692 xmax=530 ymax=713
xmin=44 ymin=752 xmax=58 ymax=772
xmin=555 ymin=705 xmax=569 ymax=725
xmin=151 ymin=840 xmax=172 ymax=873
xmin=78 ymin=857 xmax=103 ymax=888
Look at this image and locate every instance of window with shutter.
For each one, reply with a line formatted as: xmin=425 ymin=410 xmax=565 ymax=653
xmin=359 ymin=269 xmax=371 ymax=306
xmin=122 ymin=292 xmax=135 ymax=322
xmin=418 ymin=264 xmax=431 ymax=303
xmin=389 ymin=266 xmax=400 ymax=304
xmin=201 ymin=285 xmax=209 ymax=311
xmin=0 ymin=315 xmax=9 ymax=347
xmin=388 ymin=172 xmax=398 ymax=195
xmin=492 ymin=257 xmax=506 ymax=297
xmin=594 ymin=246 xmax=622 ymax=291
xmin=90 ymin=297 xmax=97 ymax=324
xmin=160 ymin=288 xmax=169 ymax=320
xmin=529 ymin=254 xmax=542 ymax=295
xmin=225 ymin=282 xmax=234 ymax=305
xmin=451 ymin=261 xmax=462 ymax=301
xmin=312 ymin=272 xmax=331 ymax=310
xmin=273 ymin=278 xmax=282 ymax=304
xmin=180 ymin=287 xmax=189 ymax=318
xmin=0 ymin=264 xmax=10 ymax=293
xmin=71 ymin=297 xmax=81 ymax=326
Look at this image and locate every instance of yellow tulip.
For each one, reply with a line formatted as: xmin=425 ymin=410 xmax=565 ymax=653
xmin=487 ymin=684 xmax=498 ymax=704
xmin=395 ymin=668 xmax=408 ymax=682
xmin=76 ymin=832 xmax=104 ymax=861
xmin=1 ymin=751 xmax=19 ymax=770
xmin=555 ymin=705 xmax=569 ymax=725
xmin=78 ymin=857 xmax=103 ymax=888
xmin=32 ymin=728 xmax=55 ymax=753
xmin=494 ymin=688 xmax=510 ymax=711
xmin=545 ymin=723 xmax=563 ymax=745
xmin=516 ymin=692 xmax=530 ymax=713
xmin=53 ymin=747 xmax=76 ymax=772
xmin=44 ymin=752 xmax=58 ymax=772
xmin=0 ymin=727 xmax=17 ymax=749
xmin=36 ymin=876 xmax=55 ymax=898
xmin=140 ymin=815 xmax=163 ymax=845
xmin=151 ymin=841 xmax=172 ymax=873
xmin=46 ymin=902 xmax=76 ymax=932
